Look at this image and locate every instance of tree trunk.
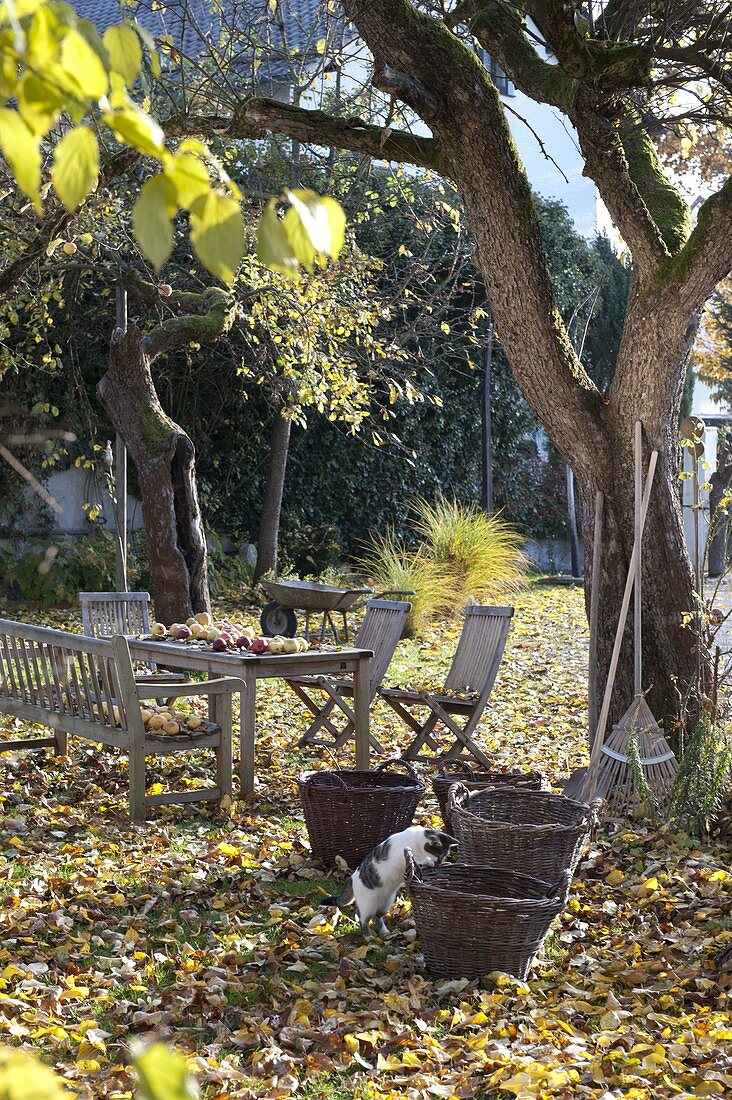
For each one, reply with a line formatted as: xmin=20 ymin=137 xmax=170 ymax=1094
xmin=253 ymin=412 xmax=292 ymax=582
xmin=574 ymin=413 xmax=698 ymax=744
xmin=98 ymin=324 xmax=211 ymax=624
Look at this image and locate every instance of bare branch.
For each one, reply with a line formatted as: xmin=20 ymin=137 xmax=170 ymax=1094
xmin=169 ymin=97 xmax=446 ymax=173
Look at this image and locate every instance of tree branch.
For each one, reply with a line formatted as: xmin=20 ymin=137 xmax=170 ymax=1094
xmin=452 ymin=0 xmax=576 ymax=111
xmin=663 ymin=176 xmax=732 ymax=313
xmin=168 ymin=98 xmax=446 ymax=173
xmin=142 ymin=288 xmax=237 ymax=361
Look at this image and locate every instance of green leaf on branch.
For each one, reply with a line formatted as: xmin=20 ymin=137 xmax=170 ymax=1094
xmin=164 ymin=151 xmax=210 ymax=210
xmin=189 ymin=191 xmax=245 ymax=284
xmin=134 ymin=1043 xmax=197 ymax=1100
xmin=320 ymin=195 xmax=346 ymax=260
xmin=51 ymin=125 xmax=99 ymax=209
xmin=257 ymin=200 xmax=300 ymax=278
xmin=283 ymin=189 xmax=347 ymax=267
xmin=286 ymin=188 xmax=333 ymax=253
xmin=16 ymin=71 xmax=64 ymax=135
xmin=103 ymin=103 xmax=165 ymax=157
xmin=104 ymin=23 xmax=143 ymax=85
xmin=59 ymin=27 xmax=108 ymax=99
xmin=0 ymin=108 xmax=41 ymax=211
xmin=26 ymin=5 xmax=59 ymax=67
xmin=133 ymin=174 xmax=177 ymax=270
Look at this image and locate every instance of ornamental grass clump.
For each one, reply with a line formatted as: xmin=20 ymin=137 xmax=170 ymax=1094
xmin=356 ymin=530 xmax=457 ymax=636
xmin=412 ymin=496 xmax=528 ymax=605
xmin=358 ymin=498 xmax=526 ymax=635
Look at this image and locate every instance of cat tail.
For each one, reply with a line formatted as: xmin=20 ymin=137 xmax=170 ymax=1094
xmin=322 ymin=880 xmax=354 ymax=909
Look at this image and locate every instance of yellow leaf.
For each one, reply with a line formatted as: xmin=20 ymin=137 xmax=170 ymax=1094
xmin=0 ymin=110 xmax=41 ymax=212
xmin=606 ymin=868 xmax=624 ymax=885
xmin=215 ymin=842 xmax=239 ymax=857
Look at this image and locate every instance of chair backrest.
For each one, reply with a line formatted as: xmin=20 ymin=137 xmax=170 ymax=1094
xmin=354 ymin=599 xmax=412 ymax=698
xmin=444 ymin=605 xmax=514 ymax=696
xmin=0 ymin=617 xmax=137 ymax=733
xmin=79 ymin=592 xmax=152 ymax=638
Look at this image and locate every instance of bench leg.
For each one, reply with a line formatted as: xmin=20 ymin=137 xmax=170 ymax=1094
xmin=128 ymin=742 xmax=146 ymax=823
xmin=54 ymin=728 xmax=68 ymax=756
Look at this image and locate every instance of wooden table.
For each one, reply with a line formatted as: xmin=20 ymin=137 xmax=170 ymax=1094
xmin=127 ymin=640 xmax=373 ymax=796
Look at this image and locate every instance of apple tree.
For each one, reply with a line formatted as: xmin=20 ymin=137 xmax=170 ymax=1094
xmin=174 ymin=0 xmax=732 ymax=731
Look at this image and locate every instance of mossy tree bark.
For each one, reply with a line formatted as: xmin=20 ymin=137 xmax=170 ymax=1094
xmin=98 ymin=290 xmax=234 ymax=623
xmin=181 ymin=0 xmax=732 ymax=736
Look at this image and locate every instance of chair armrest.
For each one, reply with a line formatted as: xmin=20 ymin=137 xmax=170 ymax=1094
xmin=136 ymin=677 xmax=246 ymax=699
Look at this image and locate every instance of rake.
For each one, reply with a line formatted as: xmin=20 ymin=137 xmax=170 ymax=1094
xmin=580 ymin=422 xmax=678 ymax=815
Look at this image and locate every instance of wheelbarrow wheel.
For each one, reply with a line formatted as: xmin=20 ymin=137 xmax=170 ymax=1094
xmin=260 ymin=601 xmax=298 ymax=638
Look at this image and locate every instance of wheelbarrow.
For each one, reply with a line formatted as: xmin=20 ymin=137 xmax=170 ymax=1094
xmin=259 ymin=579 xmax=413 ymax=642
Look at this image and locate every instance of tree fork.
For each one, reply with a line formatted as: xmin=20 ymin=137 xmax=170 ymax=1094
xmin=98 ymin=325 xmax=212 ymax=624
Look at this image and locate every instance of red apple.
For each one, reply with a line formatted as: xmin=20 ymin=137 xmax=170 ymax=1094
xmin=250 ymin=637 xmax=269 ymax=654
xmin=235 ymin=635 xmax=251 ymax=650
xmin=211 ymin=637 xmax=227 ymax=652
xmin=177 ymin=626 xmax=191 ymax=641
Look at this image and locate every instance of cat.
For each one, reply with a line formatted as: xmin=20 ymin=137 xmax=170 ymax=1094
xmin=323 ymin=826 xmax=456 ymax=937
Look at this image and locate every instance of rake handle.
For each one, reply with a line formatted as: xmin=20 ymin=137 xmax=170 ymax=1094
xmin=588 ymin=448 xmax=658 ymax=777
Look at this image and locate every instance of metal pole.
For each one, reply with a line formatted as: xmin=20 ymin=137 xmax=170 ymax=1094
xmin=482 ymin=321 xmax=494 ymax=514
xmin=115 ymin=286 xmax=128 ymax=592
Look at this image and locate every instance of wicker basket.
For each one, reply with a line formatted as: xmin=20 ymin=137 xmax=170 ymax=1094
xmin=449 ymin=784 xmax=593 ymax=882
xmin=432 ymin=762 xmax=543 ymax=832
xmin=298 ymin=761 xmax=424 ymax=868
xmin=405 ymin=849 xmax=571 ymax=979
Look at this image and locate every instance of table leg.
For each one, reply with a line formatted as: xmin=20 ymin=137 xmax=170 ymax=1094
xmin=239 ymin=671 xmax=256 ymax=798
xmin=353 ymin=654 xmax=371 ymax=771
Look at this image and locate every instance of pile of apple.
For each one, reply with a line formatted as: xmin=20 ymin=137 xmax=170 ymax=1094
xmin=149 ymin=612 xmax=310 ymax=654
xmin=140 ymin=702 xmax=205 ymax=736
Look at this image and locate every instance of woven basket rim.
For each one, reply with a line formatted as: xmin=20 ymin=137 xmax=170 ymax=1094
xmin=454 ymin=787 xmax=590 ymax=822
xmin=407 ymin=862 xmax=567 ymax=903
xmin=298 ymin=768 xmax=425 ymax=794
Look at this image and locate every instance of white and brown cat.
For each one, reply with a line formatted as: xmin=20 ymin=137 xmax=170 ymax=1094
xmin=323 ymin=826 xmax=456 ymax=937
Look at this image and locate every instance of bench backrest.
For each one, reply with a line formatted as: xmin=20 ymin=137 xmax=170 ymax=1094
xmin=79 ymin=592 xmax=152 ymax=638
xmin=0 ymin=618 xmax=141 ymax=739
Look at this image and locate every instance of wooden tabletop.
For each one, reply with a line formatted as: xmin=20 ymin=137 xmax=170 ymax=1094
xmin=127 ymin=638 xmax=373 ymax=679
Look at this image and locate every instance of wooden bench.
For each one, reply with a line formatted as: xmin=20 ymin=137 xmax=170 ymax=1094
xmin=0 ymin=618 xmax=242 ymax=822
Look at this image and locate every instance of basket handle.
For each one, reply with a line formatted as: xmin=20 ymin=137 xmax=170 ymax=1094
xmin=302 ymin=769 xmax=348 ymax=792
xmin=436 ymin=760 xmax=476 ymax=780
xmin=587 ymin=797 xmax=605 ymax=839
xmin=404 ymin=846 xmax=422 ymax=885
xmin=375 ymin=759 xmax=418 ymax=781
xmin=447 ymin=781 xmax=471 ymax=817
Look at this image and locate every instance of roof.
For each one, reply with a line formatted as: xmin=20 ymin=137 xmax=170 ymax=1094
xmin=73 ymin=0 xmax=332 ymax=85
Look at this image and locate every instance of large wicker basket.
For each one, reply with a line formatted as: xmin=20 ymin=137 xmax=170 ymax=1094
xmin=432 ymin=761 xmax=543 ymax=832
xmin=298 ymin=761 xmax=424 ymax=868
xmin=405 ymin=849 xmax=571 ymax=979
xmin=449 ymin=784 xmax=593 ymax=882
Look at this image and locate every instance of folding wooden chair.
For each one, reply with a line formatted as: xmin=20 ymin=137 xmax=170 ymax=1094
xmin=285 ymin=599 xmax=411 ymax=752
xmin=379 ymin=604 xmax=513 ymax=766
xmin=79 ymin=592 xmax=185 ymax=692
